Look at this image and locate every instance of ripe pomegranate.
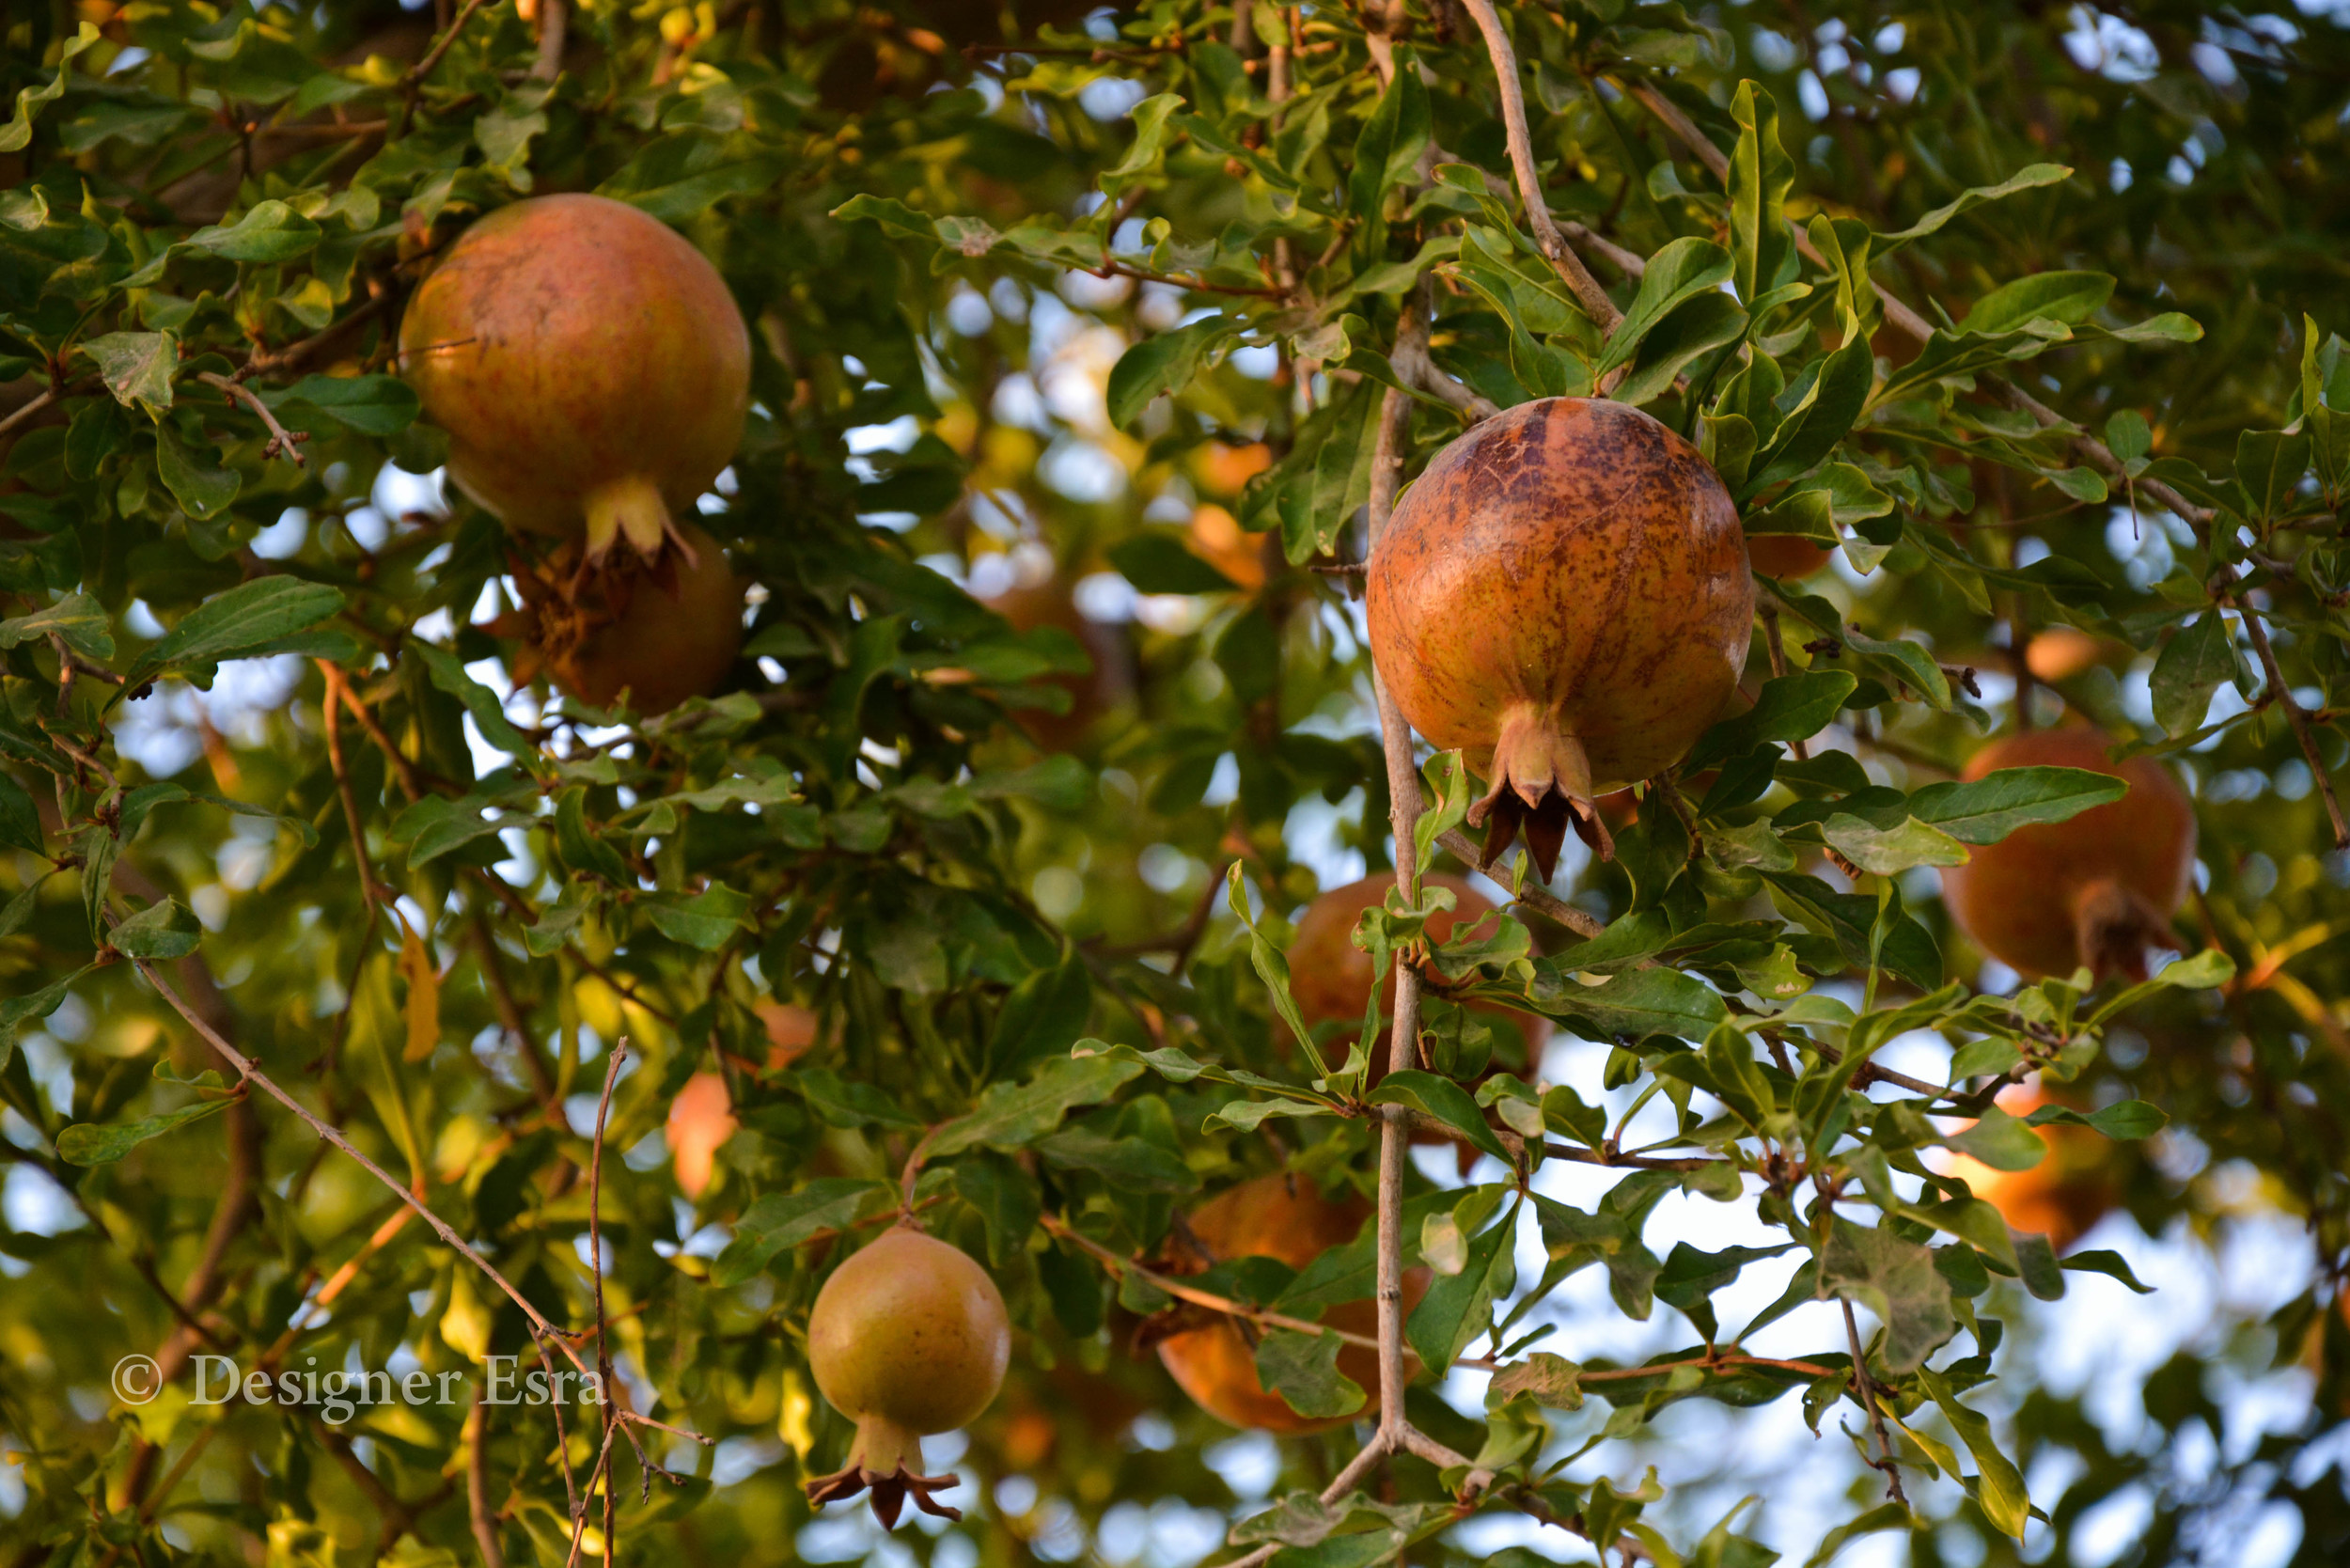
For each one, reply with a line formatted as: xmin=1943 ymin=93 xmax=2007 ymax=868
xmin=667 ymin=1073 xmax=735 ymax=1200
xmin=1938 ymin=1088 xmax=2116 ymax=1253
xmin=1156 ymin=1173 xmax=1427 ymax=1434
xmin=983 ymin=572 xmax=1132 ymax=750
xmin=1287 ymin=874 xmax=1547 ymax=1079
xmin=1189 ymin=503 xmax=1269 ymax=590
xmin=755 ymin=999 xmax=821 ymax=1068
xmin=1746 ymin=533 xmax=1833 ymax=580
xmin=1367 ymin=398 xmax=1752 ymax=879
xmin=805 ymin=1226 xmax=1010 ymax=1526
xmin=491 ymin=522 xmax=744 ymax=714
xmin=1939 ymin=726 xmax=2196 ymax=982
xmin=2024 ymin=628 xmax=2125 ymax=683
xmin=400 ymin=193 xmax=750 ymax=564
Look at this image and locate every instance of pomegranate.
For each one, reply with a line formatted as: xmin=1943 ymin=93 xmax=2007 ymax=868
xmin=1938 ymin=1087 xmax=2115 ymax=1253
xmin=2024 ymin=628 xmax=2124 ymax=683
xmin=492 ymin=522 xmax=744 ymax=714
xmin=1939 ymin=726 xmax=2196 ymax=982
xmin=400 ymin=193 xmax=750 ymax=564
xmin=1287 ymin=873 xmax=1547 ymax=1078
xmin=1156 ymin=1173 xmax=1427 ymax=1434
xmin=1746 ymin=533 xmax=1833 ymax=580
xmin=754 ymin=999 xmax=821 ymax=1068
xmin=667 ymin=1073 xmax=735 ymax=1200
xmin=1189 ymin=503 xmax=1269 ymax=590
xmin=983 ymin=572 xmax=1132 ymax=750
xmin=805 ymin=1226 xmax=1010 ymax=1525
xmin=1367 ymin=398 xmax=1752 ymax=878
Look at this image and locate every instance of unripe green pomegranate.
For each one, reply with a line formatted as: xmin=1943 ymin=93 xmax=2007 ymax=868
xmin=400 ymin=193 xmax=750 ymax=563
xmin=1367 ymin=398 xmax=1752 ymax=879
xmin=1938 ymin=725 xmax=2197 ymax=982
xmin=804 ymin=1226 xmax=1010 ymax=1526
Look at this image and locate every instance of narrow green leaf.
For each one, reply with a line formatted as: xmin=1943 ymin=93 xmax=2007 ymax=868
xmin=56 ymin=1097 xmax=233 ymax=1166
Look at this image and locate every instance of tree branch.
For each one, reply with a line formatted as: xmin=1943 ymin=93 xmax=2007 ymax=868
xmin=196 ymin=370 xmax=309 ymax=466
xmin=1458 ymin=0 xmax=1623 ymax=332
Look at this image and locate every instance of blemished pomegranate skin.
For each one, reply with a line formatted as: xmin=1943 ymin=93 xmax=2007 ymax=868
xmin=1367 ymin=398 xmax=1752 ymax=879
xmin=1939 ymin=726 xmax=2197 ymax=981
xmin=400 ymin=193 xmax=750 ymax=561
xmin=1155 ymin=1174 xmax=1427 ymax=1434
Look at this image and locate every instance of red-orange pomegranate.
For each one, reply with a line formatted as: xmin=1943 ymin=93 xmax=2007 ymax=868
xmin=493 ymin=522 xmax=744 ymax=714
xmin=1367 ymin=399 xmax=1752 ymax=878
xmin=1937 ymin=1086 xmax=2116 ymax=1252
xmin=400 ymin=194 xmax=750 ymax=563
xmin=1155 ymin=1174 xmax=1426 ymax=1434
xmin=1747 ymin=533 xmax=1834 ymax=580
xmin=1939 ymin=726 xmax=2196 ymax=982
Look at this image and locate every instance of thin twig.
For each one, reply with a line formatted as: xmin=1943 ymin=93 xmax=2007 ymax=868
xmin=0 ymin=386 xmax=59 ymax=442
xmin=1433 ymin=827 xmax=1605 ymax=937
xmin=132 ymin=956 xmax=595 ymax=1375
xmin=196 ymin=371 xmax=308 ymax=466
xmin=408 ymin=0 xmax=495 ymax=86
xmin=1458 ymin=0 xmax=1622 ymax=332
xmin=467 ymin=1391 xmax=505 ymax=1568
xmin=531 ymin=0 xmax=567 ymax=79
xmin=1840 ymin=1294 xmax=1909 ymax=1506
xmin=2232 ymin=594 xmax=2350 ymax=849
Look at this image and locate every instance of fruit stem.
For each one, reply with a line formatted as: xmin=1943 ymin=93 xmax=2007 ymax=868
xmin=583 ymin=474 xmax=692 ymax=566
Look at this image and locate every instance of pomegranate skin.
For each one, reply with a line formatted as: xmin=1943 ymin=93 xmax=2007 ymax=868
xmin=556 ymin=523 xmax=744 ymax=713
xmin=400 ymin=194 xmax=750 ymax=560
xmin=1156 ymin=1174 xmax=1425 ymax=1434
xmin=1747 ymin=533 xmax=1833 ymax=580
xmin=1938 ymin=1088 xmax=2115 ymax=1252
xmin=1939 ymin=727 xmax=2196 ymax=981
xmin=1367 ymin=398 xmax=1752 ymax=878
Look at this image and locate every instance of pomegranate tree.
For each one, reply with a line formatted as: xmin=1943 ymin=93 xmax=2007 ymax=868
xmin=1367 ymin=398 xmax=1753 ymax=877
xmin=804 ymin=1226 xmax=1010 ymax=1526
xmin=400 ymin=193 xmax=750 ymax=564
xmin=1939 ymin=726 xmax=2197 ymax=981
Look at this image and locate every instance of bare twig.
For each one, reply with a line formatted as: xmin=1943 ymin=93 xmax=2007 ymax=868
xmin=1840 ymin=1294 xmax=1910 ymax=1506
xmin=0 ymin=386 xmax=59 ymax=442
xmin=196 ymin=370 xmax=309 ymax=466
xmin=531 ymin=0 xmax=567 ymax=80
xmin=1460 ymin=0 xmax=1622 ymax=331
xmin=1392 ymin=330 xmax=1502 ymax=422
xmin=409 ymin=0 xmax=496 ymax=86
xmin=2231 ymin=597 xmax=2350 ymax=848
xmin=133 ymin=955 xmax=595 ymax=1375
xmin=1433 ymin=827 xmax=1605 ymax=937
xmin=467 ymin=1391 xmax=505 ymax=1568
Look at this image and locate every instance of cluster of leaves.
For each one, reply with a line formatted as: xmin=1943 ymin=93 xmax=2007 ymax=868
xmin=3 ymin=3 xmax=2349 ymax=1568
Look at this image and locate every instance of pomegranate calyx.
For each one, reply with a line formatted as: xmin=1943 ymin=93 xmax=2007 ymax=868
xmin=583 ymin=473 xmax=692 ymax=566
xmin=2069 ymin=876 xmax=2177 ymax=984
xmin=1464 ymin=705 xmax=1613 ymax=878
xmin=804 ymin=1413 xmax=965 ymax=1525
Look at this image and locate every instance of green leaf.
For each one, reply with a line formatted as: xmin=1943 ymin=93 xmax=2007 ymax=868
xmin=2147 ymin=610 xmax=2238 ymax=740
xmin=1254 ymin=1330 xmax=1367 ymax=1420
xmin=389 ymin=794 xmax=507 ymax=869
xmin=2026 ymin=1099 xmax=2169 ymax=1139
xmin=1818 ymin=815 xmax=1969 ymax=875
xmin=187 ymin=200 xmax=321 ymax=262
xmin=153 ymin=422 xmax=240 ymax=522
xmin=1488 ymin=1350 xmax=1584 ymax=1410
xmin=2060 ymin=1249 xmax=2154 ymax=1293
xmin=1405 ymin=1199 xmax=1518 ymax=1373
xmin=951 ymin=1154 xmax=1042 ymax=1266
xmin=1368 ymin=1070 xmax=1512 ymax=1164
xmin=1876 ymin=163 xmax=2070 ymax=248
xmin=1818 ymin=1220 xmax=1954 ymax=1372
xmin=0 ymin=24 xmax=100 ymax=153
xmin=1528 ymin=964 xmax=1729 ymax=1043
xmin=792 ymin=1068 xmax=923 ymax=1131
xmin=1687 ymin=671 xmax=1858 ymax=767
xmin=1800 ymin=1502 xmax=1917 ymax=1568
xmin=1962 ymin=271 xmax=2114 ymax=336
xmin=926 ymin=1047 xmax=1146 ymax=1158
xmin=645 ymin=884 xmax=754 ymax=950
xmin=1916 ymin=1366 xmax=2030 ymax=1538
xmin=55 ymin=1097 xmax=233 ymax=1167
xmin=78 ymin=332 xmax=178 ymax=414
xmin=406 ymin=641 xmax=551 ymax=778
xmin=1729 ymin=82 xmax=1794 ymax=308
xmin=108 ymin=897 xmax=203 ymax=960
xmin=710 ymin=1179 xmax=894 ymax=1287
xmin=2233 ymin=429 xmax=2311 ymax=523
xmin=1107 ymin=531 xmax=1238 ymax=595
xmin=1032 ymin=1126 xmax=1198 ymax=1190
xmin=1601 ymin=237 xmax=1731 ymax=372
xmin=129 ymin=577 xmax=345 ymax=686
xmin=1945 ymin=1106 xmax=2045 ymax=1172
xmin=0 ymin=772 xmax=40 ymax=857
xmin=0 ymin=592 xmax=114 ymax=662
xmin=1107 ymin=318 xmax=1240 ymax=431
xmin=275 ymin=374 xmax=421 ymax=437
xmin=1908 ymin=766 xmax=2129 ymax=844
